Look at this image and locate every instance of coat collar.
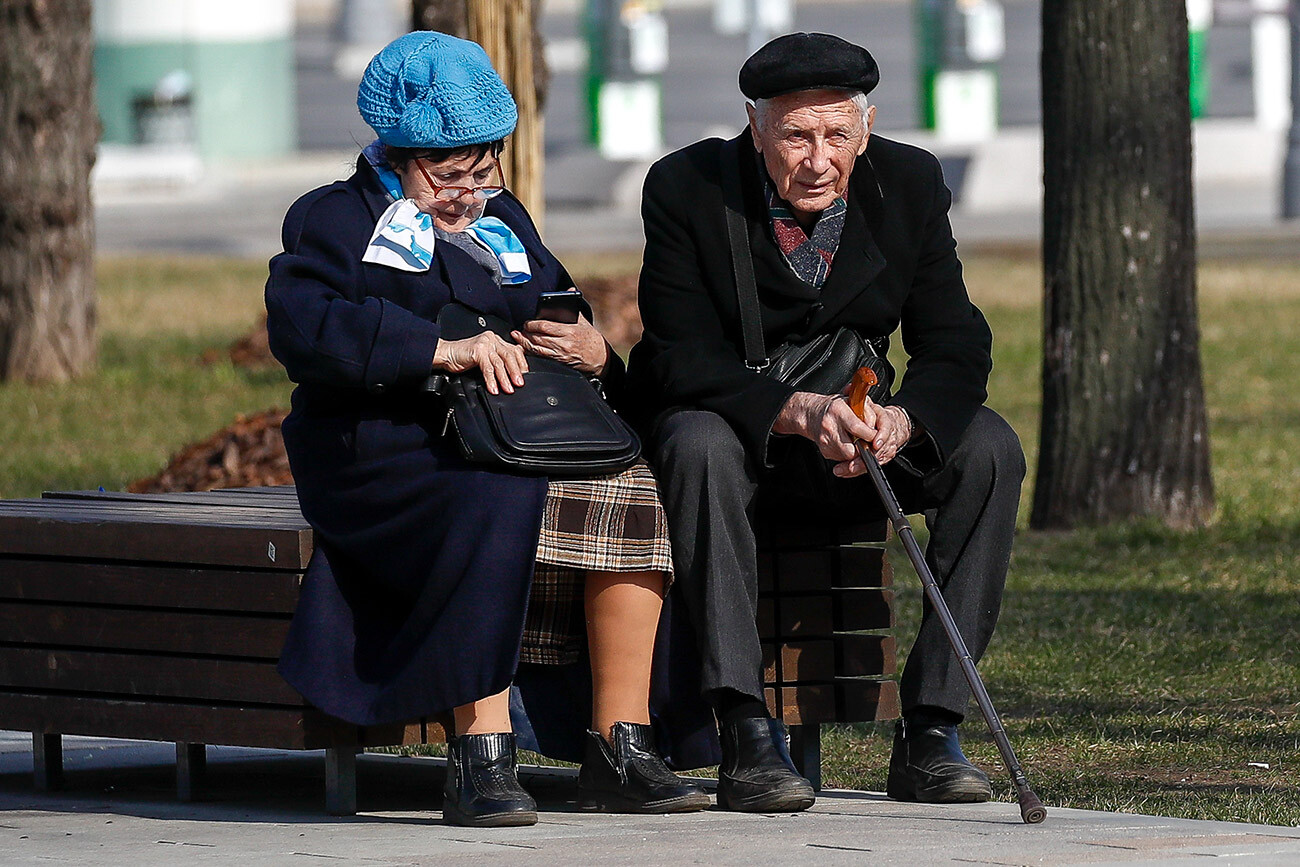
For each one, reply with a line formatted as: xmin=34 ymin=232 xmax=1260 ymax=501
xmin=354 ymin=154 xmax=396 ymax=225
xmin=731 ymin=131 xmax=887 ymax=333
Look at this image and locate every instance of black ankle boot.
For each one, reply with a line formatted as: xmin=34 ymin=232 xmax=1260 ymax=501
xmin=886 ymin=719 xmax=992 ymax=803
xmin=577 ymin=722 xmax=711 ymax=813
xmin=717 ymin=717 xmax=815 ymax=812
xmin=443 ymin=732 xmax=538 ymax=827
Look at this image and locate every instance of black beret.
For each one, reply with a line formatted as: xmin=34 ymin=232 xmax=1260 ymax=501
xmin=739 ymin=32 xmax=880 ymax=101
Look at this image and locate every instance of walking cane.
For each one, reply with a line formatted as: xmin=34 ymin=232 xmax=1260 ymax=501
xmin=847 ymin=368 xmax=1047 ymax=825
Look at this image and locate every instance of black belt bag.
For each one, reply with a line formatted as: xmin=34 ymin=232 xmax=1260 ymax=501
xmin=719 ymin=138 xmax=892 ymax=402
xmin=766 ymin=326 xmax=891 ymax=399
xmin=426 ymin=303 xmax=641 ymax=476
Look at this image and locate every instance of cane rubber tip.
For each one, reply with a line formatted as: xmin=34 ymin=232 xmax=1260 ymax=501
xmin=1019 ymin=793 xmax=1047 ymax=824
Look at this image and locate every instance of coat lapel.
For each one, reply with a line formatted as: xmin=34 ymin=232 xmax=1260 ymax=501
xmin=355 ymin=156 xmax=395 ymax=224
xmin=804 ymin=152 xmax=887 ymax=335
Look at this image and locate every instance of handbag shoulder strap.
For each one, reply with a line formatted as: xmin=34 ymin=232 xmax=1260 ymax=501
xmin=719 ymin=137 xmax=768 ymax=370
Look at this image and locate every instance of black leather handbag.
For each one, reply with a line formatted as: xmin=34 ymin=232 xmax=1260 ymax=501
xmin=427 ymin=303 xmax=641 ymax=476
xmin=765 ymin=326 xmax=892 ymax=398
xmin=719 ymin=139 xmax=893 ymax=401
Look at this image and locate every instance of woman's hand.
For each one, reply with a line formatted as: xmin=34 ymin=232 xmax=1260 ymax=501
xmin=511 ymin=316 xmax=610 ymax=376
xmin=432 ymin=332 xmax=528 ymax=395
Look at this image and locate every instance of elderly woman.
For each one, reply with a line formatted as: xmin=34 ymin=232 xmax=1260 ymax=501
xmin=265 ymin=32 xmax=708 ymax=826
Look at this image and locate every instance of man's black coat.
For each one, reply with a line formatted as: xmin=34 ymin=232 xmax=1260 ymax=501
xmin=626 ymin=130 xmax=993 ymax=471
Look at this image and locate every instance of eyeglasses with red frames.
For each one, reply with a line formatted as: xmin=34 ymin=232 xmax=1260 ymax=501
xmin=414 ymin=155 xmax=506 ymax=201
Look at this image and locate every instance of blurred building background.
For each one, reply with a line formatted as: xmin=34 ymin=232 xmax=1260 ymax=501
xmin=92 ymin=0 xmax=1296 ymax=257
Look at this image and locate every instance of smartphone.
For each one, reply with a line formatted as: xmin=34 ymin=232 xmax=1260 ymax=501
xmin=534 ymin=290 xmax=583 ymax=324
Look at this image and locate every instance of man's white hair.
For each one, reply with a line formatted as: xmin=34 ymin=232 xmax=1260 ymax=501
xmin=751 ymin=89 xmax=871 ymax=134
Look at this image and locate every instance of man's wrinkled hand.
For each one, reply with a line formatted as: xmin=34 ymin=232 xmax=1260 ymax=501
xmin=774 ymin=391 xmax=911 ymax=477
xmin=863 ymin=399 xmax=911 ymax=466
xmin=774 ymin=391 xmax=876 ymax=477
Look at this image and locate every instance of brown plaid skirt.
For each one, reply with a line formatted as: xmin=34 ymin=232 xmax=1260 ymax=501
xmin=520 ymin=461 xmax=674 ymax=665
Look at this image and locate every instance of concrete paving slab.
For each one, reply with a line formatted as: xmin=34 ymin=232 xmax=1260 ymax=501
xmin=2 ymin=732 xmax=1299 ymax=866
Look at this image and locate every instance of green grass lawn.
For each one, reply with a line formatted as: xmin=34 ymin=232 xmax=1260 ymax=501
xmin=3 ymin=252 xmax=1296 ymax=825
xmin=830 ymin=255 xmax=1300 ymax=825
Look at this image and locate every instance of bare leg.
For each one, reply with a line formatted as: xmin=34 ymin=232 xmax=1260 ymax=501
xmin=585 ymin=570 xmax=666 ymax=741
xmin=453 ymin=687 xmax=512 ymax=735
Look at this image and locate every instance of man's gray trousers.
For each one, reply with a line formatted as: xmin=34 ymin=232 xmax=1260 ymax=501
xmin=652 ymin=406 xmax=1026 ymax=718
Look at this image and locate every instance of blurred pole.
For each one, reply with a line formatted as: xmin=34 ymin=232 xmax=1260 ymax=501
xmin=1284 ymin=0 xmax=1300 ymax=217
xmin=585 ymin=0 xmax=666 ymax=160
xmin=1187 ymin=0 xmax=1212 ymax=118
xmin=917 ymin=0 xmax=1003 ymax=142
xmin=747 ymin=0 xmax=767 ymax=53
xmin=334 ymin=0 xmax=404 ymax=79
xmin=1252 ymin=0 xmax=1291 ymax=129
xmin=747 ymin=0 xmax=794 ymax=54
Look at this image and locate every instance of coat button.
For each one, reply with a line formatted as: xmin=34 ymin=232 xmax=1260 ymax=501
xmin=546 ymin=396 xmax=558 ymax=406
xmin=478 ymin=316 xmax=487 ymax=327
xmin=373 ymin=382 xmax=386 ymax=393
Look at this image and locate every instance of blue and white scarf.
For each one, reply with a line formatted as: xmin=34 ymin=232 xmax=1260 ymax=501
xmin=360 ymin=140 xmax=531 ymax=284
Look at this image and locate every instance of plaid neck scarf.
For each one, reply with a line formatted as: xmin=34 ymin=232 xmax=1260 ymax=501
xmin=762 ymin=171 xmax=846 ymax=288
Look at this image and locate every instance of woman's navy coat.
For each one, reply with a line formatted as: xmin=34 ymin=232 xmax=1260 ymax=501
xmin=265 ymin=157 xmax=717 ymax=766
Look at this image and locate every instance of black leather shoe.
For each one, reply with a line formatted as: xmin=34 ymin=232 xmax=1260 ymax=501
xmin=577 ymin=722 xmax=711 ymax=813
xmin=443 ymin=732 xmax=538 ymax=827
xmin=886 ymin=720 xmax=993 ymax=803
xmin=717 ymin=717 xmax=815 ymax=812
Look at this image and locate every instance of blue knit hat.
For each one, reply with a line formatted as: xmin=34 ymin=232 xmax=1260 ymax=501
xmin=357 ymin=31 xmax=517 ymax=149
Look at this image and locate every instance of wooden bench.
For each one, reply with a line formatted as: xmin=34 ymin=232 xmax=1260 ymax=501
xmin=0 ymin=487 xmax=895 ymax=810
xmin=756 ymin=514 xmax=899 ymax=790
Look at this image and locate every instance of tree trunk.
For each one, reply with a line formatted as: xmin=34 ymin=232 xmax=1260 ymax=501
xmin=0 ymin=0 xmax=97 ymax=382
xmin=413 ymin=0 xmax=548 ymax=226
xmin=468 ymin=0 xmax=545 ymax=226
xmin=1033 ymin=1 xmax=1213 ymax=529
xmin=412 ymin=0 xmax=469 ymax=39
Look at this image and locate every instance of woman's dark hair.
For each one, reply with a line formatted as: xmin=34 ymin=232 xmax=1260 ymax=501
xmin=383 ymin=139 xmax=505 ymax=170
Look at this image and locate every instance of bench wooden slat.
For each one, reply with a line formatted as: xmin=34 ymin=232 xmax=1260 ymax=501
xmin=44 ymin=489 xmax=304 ymax=511
xmin=0 ymin=502 xmax=310 ymax=533
xmin=0 ymin=602 xmax=290 ymax=659
xmin=757 ymin=588 xmax=895 ymax=637
xmin=755 ymin=517 xmax=889 ymax=549
xmin=0 ymin=559 xmax=301 ymax=614
xmin=0 ymin=690 xmax=406 ymax=750
xmin=766 ymin=679 xmax=901 ymax=726
xmin=762 ymin=634 xmax=898 ymax=683
xmin=0 ymin=646 xmax=304 ymax=706
xmin=0 ymin=510 xmax=311 ymax=568
xmin=760 ymin=545 xmax=892 ymax=592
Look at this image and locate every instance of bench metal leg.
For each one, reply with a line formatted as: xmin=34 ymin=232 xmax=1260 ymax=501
xmin=33 ymin=733 xmax=63 ymax=792
xmin=325 ymin=747 xmax=358 ymax=816
xmin=176 ymin=742 xmax=207 ymax=802
xmin=788 ymin=724 xmax=822 ymax=792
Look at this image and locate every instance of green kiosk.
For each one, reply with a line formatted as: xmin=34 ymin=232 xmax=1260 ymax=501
xmin=94 ymin=0 xmax=295 ymax=161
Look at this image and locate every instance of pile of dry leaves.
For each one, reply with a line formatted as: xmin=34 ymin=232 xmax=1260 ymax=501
xmin=202 ymin=313 xmax=278 ymax=369
xmin=129 ymin=409 xmax=292 ymax=493
xmin=579 ymin=273 xmax=642 ymax=352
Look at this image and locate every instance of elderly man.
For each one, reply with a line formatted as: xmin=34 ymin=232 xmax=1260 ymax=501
xmin=626 ymin=33 xmax=1025 ymax=812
